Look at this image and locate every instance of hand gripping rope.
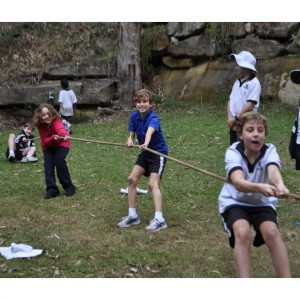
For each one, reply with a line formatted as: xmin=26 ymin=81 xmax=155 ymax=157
xmin=67 ymin=136 xmax=300 ymax=202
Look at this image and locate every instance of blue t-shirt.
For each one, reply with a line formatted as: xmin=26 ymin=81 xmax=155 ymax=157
xmin=128 ymin=110 xmax=168 ymax=155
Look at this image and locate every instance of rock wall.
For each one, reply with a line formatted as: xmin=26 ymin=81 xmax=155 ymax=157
xmin=151 ymin=22 xmax=300 ymax=106
xmin=1 ymin=22 xmax=300 ymax=129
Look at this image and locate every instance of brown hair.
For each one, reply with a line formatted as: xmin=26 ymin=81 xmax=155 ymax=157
xmin=22 ymin=122 xmax=35 ymax=131
xmin=236 ymin=111 xmax=268 ymax=136
xmin=133 ymin=88 xmax=154 ymax=105
xmin=32 ymin=103 xmax=60 ymax=127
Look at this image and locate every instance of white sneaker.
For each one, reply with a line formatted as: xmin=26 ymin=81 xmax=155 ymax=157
xmin=145 ymin=219 xmax=168 ymax=232
xmin=21 ymin=156 xmax=38 ymax=163
xmin=120 ymin=187 xmax=148 ymax=195
xmin=117 ymin=215 xmax=140 ymax=228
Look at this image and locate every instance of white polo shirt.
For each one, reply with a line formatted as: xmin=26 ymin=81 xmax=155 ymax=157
xmin=218 ymin=141 xmax=280 ymax=214
xmin=59 ymin=89 xmax=77 ymax=117
xmin=229 ymin=76 xmax=261 ymax=117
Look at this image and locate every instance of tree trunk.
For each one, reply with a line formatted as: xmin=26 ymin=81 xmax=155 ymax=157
xmin=117 ymin=22 xmax=142 ymax=107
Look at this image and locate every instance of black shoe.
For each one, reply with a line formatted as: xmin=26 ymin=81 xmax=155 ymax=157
xmin=8 ymin=154 xmax=15 ymax=162
xmin=44 ymin=192 xmax=60 ymax=200
xmin=65 ymin=191 xmax=75 ymax=197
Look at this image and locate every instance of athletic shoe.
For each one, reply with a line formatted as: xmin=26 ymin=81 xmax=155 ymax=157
xmin=8 ymin=154 xmax=15 ymax=162
xmin=65 ymin=191 xmax=75 ymax=197
xmin=117 ymin=215 xmax=140 ymax=228
xmin=21 ymin=156 xmax=38 ymax=163
xmin=120 ymin=187 xmax=148 ymax=195
xmin=44 ymin=191 xmax=60 ymax=200
xmin=145 ymin=219 xmax=168 ymax=232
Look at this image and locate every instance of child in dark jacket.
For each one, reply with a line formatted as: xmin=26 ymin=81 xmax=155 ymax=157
xmin=32 ymin=103 xmax=75 ymax=199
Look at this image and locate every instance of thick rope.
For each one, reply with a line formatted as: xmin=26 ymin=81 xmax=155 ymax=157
xmin=69 ymin=136 xmax=300 ymax=201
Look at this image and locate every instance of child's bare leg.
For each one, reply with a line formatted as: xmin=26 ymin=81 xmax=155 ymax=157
xmin=27 ymin=146 xmax=36 ymax=157
xmin=148 ymin=173 xmax=162 ymax=212
xmin=8 ymin=134 xmax=16 ymax=152
xmin=260 ymin=221 xmax=291 ymax=277
xmin=232 ymin=219 xmax=252 ymax=277
xmin=127 ymin=165 xmax=144 ymax=208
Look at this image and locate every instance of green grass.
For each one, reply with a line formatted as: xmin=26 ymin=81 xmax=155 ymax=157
xmin=0 ymin=99 xmax=299 ymax=278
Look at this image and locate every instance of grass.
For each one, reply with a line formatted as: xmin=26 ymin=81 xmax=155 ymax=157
xmin=0 ymin=99 xmax=300 ymax=278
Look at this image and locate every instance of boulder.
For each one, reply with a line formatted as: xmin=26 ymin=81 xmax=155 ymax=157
xmin=79 ymin=79 xmax=117 ymax=106
xmin=162 ymin=56 xmax=194 ymax=69
xmin=0 ymin=79 xmax=117 ymax=107
xmin=259 ymin=56 xmax=300 ymax=100
xmin=287 ymin=29 xmax=300 ymax=53
xmin=44 ymin=58 xmax=117 ymax=79
xmin=254 ymin=22 xmax=300 ymax=39
xmin=232 ymin=36 xmax=286 ymax=59
xmin=168 ymin=34 xmax=227 ymax=57
xmin=278 ymin=73 xmax=300 ymax=106
xmin=167 ymin=22 xmax=205 ymax=38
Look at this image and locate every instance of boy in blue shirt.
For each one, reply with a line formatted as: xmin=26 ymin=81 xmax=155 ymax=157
xmin=117 ymin=89 xmax=168 ymax=232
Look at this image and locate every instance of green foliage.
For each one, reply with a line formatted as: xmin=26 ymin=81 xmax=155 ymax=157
xmin=205 ymin=22 xmax=234 ymax=54
xmin=0 ymin=101 xmax=299 ymax=278
xmin=141 ymin=26 xmax=158 ymax=79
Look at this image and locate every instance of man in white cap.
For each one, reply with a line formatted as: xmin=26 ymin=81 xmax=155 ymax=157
xmin=227 ymin=50 xmax=261 ymax=145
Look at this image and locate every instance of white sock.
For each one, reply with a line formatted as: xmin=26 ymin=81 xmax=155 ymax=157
xmin=154 ymin=211 xmax=164 ymax=222
xmin=128 ymin=208 xmax=137 ymax=218
xmin=9 ymin=150 xmax=15 ymax=156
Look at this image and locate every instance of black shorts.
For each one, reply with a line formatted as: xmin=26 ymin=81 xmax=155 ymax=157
xmin=6 ymin=148 xmax=23 ymax=160
xmin=135 ymin=152 xmax=167 ymax=177
xmin=221 ymin=205 xmax=278 ymax=248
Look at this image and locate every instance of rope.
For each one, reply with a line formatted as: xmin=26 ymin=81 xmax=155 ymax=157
xmin=69 ymin=136 xmax=300 ymax=202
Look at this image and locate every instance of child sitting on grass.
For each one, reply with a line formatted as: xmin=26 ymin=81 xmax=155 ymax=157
xmin=117 ymin=89 xmax=169 ymax=232
xmin=6 ymin=122 xmax=38 ymax=163
xmin=218 ymin=111 xmax=291 ymax=277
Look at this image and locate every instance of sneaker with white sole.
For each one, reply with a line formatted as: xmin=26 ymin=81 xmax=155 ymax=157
xmin=145 ymin=218 xmax=168 ymax=232
xmin=120 ymin=187 xmax=148 ymax=195
xmin=21 ymin=156 xmax=38 ymax=163
xmin=117 ymin=215 xmax=140 ymax=228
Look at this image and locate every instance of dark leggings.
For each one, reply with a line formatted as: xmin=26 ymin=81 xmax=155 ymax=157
xmin=295 ymin=145 xmax=300 ymax=170
xmin=43 ymin=147 xmax=75 ymax=195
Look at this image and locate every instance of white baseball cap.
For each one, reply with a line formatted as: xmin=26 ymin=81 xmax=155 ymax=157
xmin=229 ymin=51 xmax=257 ymax=73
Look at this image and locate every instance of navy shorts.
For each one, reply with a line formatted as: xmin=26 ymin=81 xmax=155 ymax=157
xmin=135 ymin=152 xmax=167 ymax=178
xmin=6 ymin=148 xmax=23 ymax=160
xmin=221 ymin=205 xmax=278 ymax=248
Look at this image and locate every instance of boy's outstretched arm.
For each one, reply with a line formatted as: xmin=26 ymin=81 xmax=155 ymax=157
xmin=267 ymin=164 xmax=289 ymax=197
xmin=140 ymin=127 xmax=155 ymax=150
xmin=230 ymin=169 xmax=278 ymax=197
xmin=127 ymin=132 xmax=135 ymax=147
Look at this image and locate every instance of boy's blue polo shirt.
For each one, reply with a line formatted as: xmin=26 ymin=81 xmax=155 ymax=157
xmin=128 ymin=109 xmax=168 ymax=155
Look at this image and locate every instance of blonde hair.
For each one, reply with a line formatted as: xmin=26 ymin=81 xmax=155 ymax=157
xmin=32 ymin=103 xmax=60 ymax=127
xmin=133 ymin=88 xmax=154 ymax=104
xmin=236 ymin=111 xmax=268 ymax=136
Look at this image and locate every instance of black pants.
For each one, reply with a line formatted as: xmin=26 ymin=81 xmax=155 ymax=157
xmin=295 ymin=145 xmax=300 ymax=170
xmin=229 ymin=129 xmax=238 ymax=145
xmin=43 ymin=147 xmax=75 ymax=195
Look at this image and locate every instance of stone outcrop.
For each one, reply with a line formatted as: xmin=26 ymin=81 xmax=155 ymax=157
xmin=1 ymin=21 xmax=300 ymax=130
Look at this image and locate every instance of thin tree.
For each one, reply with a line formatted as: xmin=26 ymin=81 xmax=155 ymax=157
xmin=117 ymin=22 xmax=142 ymax=107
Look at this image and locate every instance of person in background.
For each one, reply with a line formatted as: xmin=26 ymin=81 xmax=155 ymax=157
xmin=117 ymin=89 xmax=169 ymax=232
xmin=289 ymin=69 xmax=300 ymax=170
xmin=6 ymin=122 xmax=38 ymax=163
xmin=32 ymin=103 xmax=75 ymax=199
xmin=59 ymin=79 xmax=77 ymax=133
xmin=227 ymin=51 xmax=261 ymax=145
xmin=218 ymin=111 xmax=291 ymax=278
